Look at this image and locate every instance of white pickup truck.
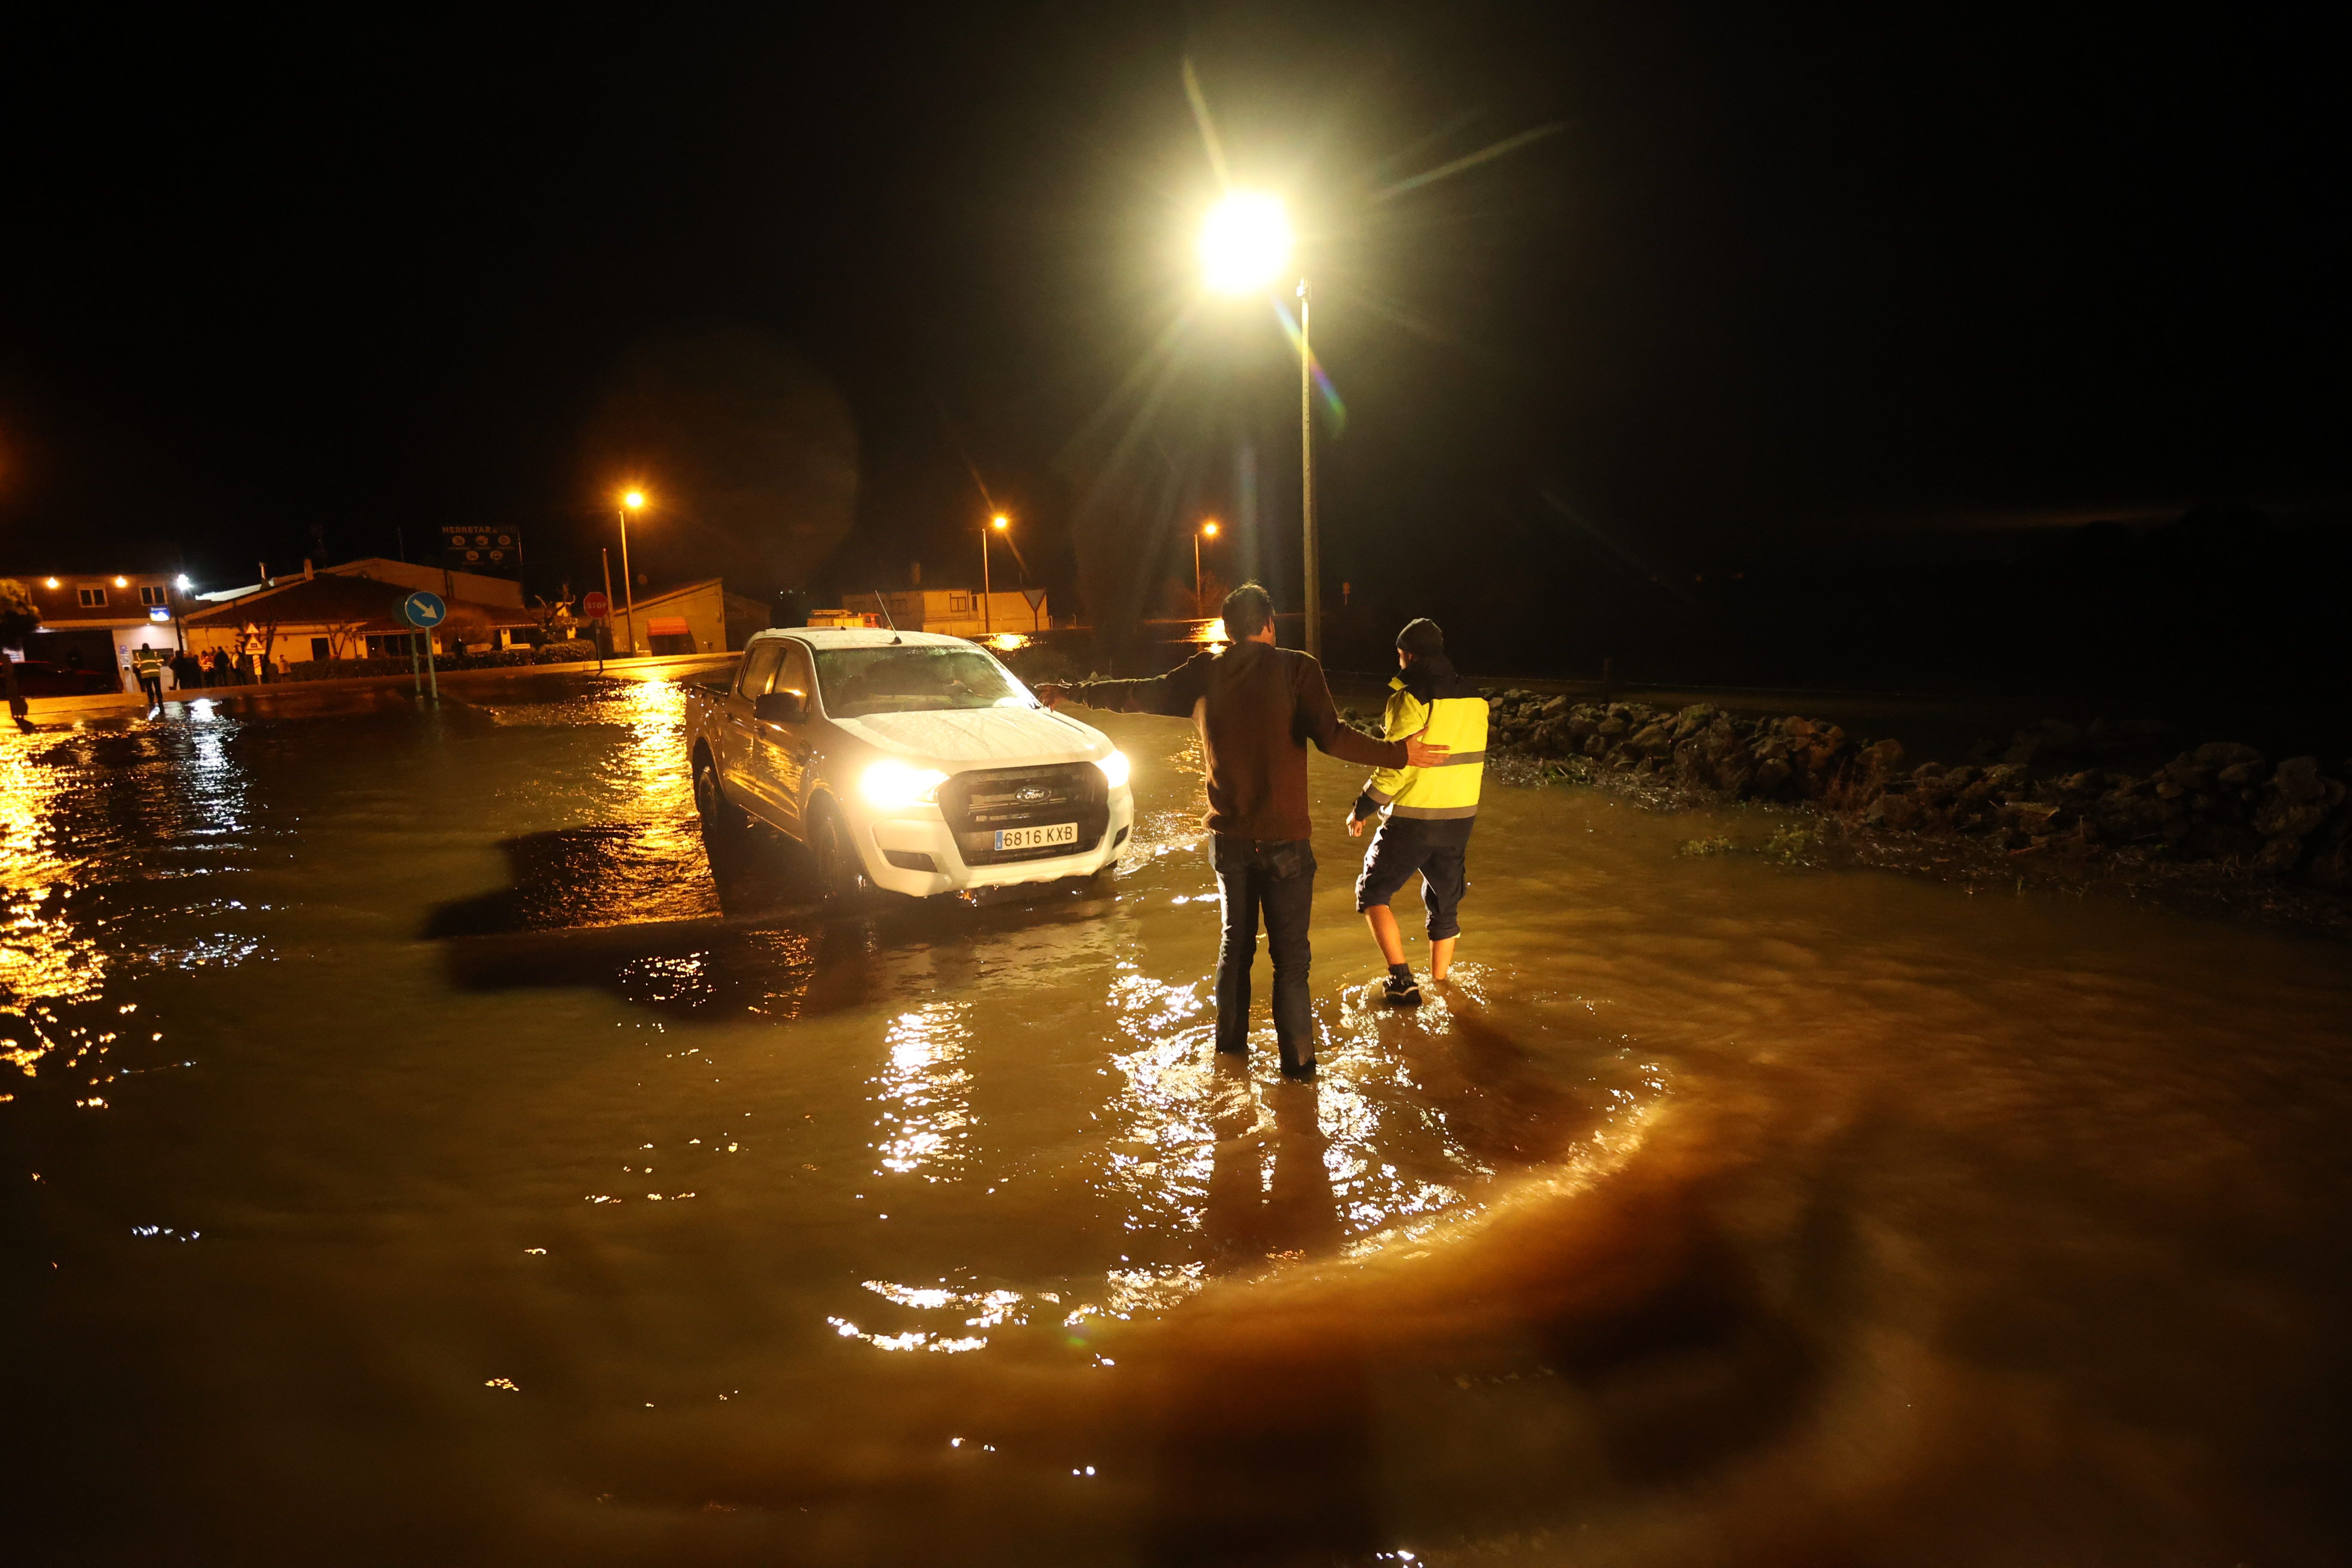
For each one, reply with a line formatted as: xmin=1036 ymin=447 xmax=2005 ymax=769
xmin=682 ymin=627 xmax=1135 ymax=898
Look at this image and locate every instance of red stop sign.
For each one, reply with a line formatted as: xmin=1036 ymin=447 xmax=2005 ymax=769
xmin=583 ymin=591 xmax=610 ymax=619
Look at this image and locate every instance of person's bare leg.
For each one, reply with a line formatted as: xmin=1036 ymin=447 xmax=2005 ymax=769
xmin=1365 ymin=905 xmax=1407 ymax=968
xmin=1430 ymin=935 xmax=1457 ymax=980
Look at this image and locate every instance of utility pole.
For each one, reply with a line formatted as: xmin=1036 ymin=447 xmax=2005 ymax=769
xmin=600 ymin=548 xmax=615 ymax=668
xmin=1298 ymin=278 xmax=1320 ymax=661
xmin=617 ymin=502 xmax=640 ymax=656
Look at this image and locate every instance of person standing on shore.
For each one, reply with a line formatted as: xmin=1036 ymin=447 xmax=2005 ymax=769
xmin=1345 ymin=618 xmax=1488 ymax=1005
xmin=132 ymin=642 xmax=166 ymax=709
xmin=1037 ymin=583 xmax=1448 ymax=1077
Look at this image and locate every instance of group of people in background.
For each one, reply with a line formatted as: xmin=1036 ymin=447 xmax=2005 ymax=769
xmin=126 ymin=639 xmax=275 ymax=708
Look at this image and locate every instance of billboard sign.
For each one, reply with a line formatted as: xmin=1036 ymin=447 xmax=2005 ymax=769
xmin=441 ymin=525 xmax=521 ymax=578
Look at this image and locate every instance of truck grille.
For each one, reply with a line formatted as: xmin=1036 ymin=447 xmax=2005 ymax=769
xmin=938 ymin=762 xmax=1109 ymax=866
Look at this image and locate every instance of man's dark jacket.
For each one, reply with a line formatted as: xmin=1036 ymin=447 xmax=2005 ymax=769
xmin=1069 ymin=640 xmax=1405 ymax=842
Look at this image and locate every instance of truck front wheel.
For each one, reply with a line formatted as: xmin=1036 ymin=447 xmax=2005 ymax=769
xmin=693 ymin=748 xmax=747 ymax=846
xmin=808 ymin=798 xmax=867 ymax=901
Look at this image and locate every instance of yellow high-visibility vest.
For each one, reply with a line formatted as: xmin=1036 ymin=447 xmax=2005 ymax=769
xmin=1362 ymin=675 xmax=1486 ymax=821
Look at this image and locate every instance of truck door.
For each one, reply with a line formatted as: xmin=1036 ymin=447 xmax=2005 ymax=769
xmin=724 ymin=642 xmax=786 ymax=814
xmin=756 ymin=640 xmax=820 ymax=836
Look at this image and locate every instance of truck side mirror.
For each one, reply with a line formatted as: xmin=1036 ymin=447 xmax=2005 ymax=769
xmin=754 ymin=689 xmax=807 ymax=724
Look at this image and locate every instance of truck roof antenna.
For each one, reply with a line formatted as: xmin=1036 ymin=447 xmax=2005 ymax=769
xmin=872 ymin=590 xmax=902 ymax=643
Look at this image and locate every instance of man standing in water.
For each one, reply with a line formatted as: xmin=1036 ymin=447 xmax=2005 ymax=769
xmin=1346 ymin=618 xmax=1488 ymax=1005
xmin=1038 ymin=584 xmax=1448 ymax=1078
xmin=132 ymin=641 xmax=166 ymax=710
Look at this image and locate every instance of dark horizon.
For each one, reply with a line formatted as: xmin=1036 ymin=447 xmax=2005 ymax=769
xmin=2 ymin=5 xmax=2344 ymax=654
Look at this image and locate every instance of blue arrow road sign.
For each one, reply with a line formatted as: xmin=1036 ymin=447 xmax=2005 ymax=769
xmin=401 ymin=590 xmax=447 ymax=629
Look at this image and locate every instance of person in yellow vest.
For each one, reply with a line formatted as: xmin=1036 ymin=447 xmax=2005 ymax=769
xmin=132 ymin=642 xmax=166 ymax=709
xmin=1344 ymin=618 xmax=1487 ymax=1005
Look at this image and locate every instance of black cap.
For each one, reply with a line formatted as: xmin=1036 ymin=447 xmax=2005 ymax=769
xmin=1396 ymin=618 xmax=1444 ymax=658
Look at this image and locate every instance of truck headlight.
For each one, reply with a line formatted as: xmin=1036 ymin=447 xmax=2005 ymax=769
xmin=1094 ymin=748 xmax=1131 ymax=790
xmin=860 ymin=760 xmax=948 ymax=808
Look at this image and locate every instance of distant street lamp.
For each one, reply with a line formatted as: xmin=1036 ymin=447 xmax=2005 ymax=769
xmin=983 ymin=513 xmax=1009 ymax=634
xmin=618 ymin=488 xmax=647 ymax=655
xmin=1198 ymin=192 xmax=1322 ymax=660
xmin=1194 ymin=519 xmax=1220 ymax=614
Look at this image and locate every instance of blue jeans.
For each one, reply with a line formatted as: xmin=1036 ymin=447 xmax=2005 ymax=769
xmin=1210 ymin=835 xmax=1317 ymax=1068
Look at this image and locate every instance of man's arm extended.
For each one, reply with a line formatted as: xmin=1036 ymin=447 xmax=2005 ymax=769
xmin=1295 ymin=655 xmax=1448 ymax=771
xmin=1036 ymin=652 xmax=1210 ymax=718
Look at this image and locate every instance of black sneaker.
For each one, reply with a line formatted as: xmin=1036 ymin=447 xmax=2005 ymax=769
xmin=1382 ymin=972 xmax=1423 ymax=1007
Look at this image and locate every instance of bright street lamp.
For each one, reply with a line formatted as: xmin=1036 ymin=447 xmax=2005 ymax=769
xmin=1199 ymin=193 xmax=1321 ymax=659
xmin=1199 ymin=192 xmax=1290 ymax=295
xmin=618 ymin=489 xmax=648 ymax=655
xmin=1194 ymin=519 xmax=1220 ymax=614
xmin=983 ymin=514 xmax=1009 ymax=634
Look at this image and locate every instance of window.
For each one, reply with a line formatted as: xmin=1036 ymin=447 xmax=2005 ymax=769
xmin=140 ymin=585 xmax=168 ymax=606
xmin=310 ymin=637 xmax=332 ymax=661
xmin=78 ymin=586 xmax=107 ymax=608
xmin=779 ymin=641 xmax=818 ymax=716
xmin=736 ymin=641 xmax=785 ymax=699
xmin=812 ymin=645 xmax=1030 ymax=718
xmin=364 ymin=634 xmax=415 ymax=658
xmin=947 ymin=591 xmax=971 ymax=614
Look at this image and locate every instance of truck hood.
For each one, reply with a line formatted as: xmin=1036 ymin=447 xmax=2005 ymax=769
xmin=832 ymin=704 xmax=1108 ymax=767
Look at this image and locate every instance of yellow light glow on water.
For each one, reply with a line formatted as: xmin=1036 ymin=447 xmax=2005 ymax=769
xmin=1200 ymin=192 xmax=1291 ymax=295
xmin=1190 ymin=618 xmax=1228 ymax=644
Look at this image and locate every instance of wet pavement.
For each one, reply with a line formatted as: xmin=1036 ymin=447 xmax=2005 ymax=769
xmin=3 ymin=672 xmax=2350 ymax=1565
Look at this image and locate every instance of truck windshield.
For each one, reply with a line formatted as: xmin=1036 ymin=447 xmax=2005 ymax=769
xmin=813 ymin=646 xmax=1034 ymax=718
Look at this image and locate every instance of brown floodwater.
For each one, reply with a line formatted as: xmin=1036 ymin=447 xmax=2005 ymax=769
xmin=3 ymin=673 xmax=2349 ymax=1565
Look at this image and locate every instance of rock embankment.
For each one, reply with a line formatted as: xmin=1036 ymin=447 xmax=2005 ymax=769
xmin=1459 ymin=691 xmax=2352 ymax=893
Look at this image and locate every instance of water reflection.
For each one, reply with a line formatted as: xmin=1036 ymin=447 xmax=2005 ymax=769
xmin=9 ymin=677 xmax=2352 ymax=1565
xmin=1 ymin=714 xmax=260 ymax=1103
xmin=873 ymin=1001 xmax=974 ymax=1179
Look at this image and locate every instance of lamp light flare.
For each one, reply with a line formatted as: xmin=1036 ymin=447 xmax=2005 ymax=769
xmin=1202 ymin=520 xmax=1219 ymax=537
xmin=992 ymin=514 xmax=1009 ymax=531
xmin=622 ymin=490 xmax=646 ymax=511
xmin=1199 ymin=192 xmax=1291 ymax=295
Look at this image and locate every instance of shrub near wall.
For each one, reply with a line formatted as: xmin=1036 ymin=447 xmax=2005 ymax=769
xmin=282 ymin=643 xmax=601 ymax=681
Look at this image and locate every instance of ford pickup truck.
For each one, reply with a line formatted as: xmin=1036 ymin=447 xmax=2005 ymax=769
xmin=682 ymin=627 xmax=1134 ymax=898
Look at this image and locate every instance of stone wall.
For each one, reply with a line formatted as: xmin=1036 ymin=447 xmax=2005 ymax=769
xmin=1467 ymin=691 xmax=2352 ymax=893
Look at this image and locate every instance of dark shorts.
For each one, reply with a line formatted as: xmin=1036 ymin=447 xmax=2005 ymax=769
xmin=1354 ymin=819 xmax=1471 ymax=940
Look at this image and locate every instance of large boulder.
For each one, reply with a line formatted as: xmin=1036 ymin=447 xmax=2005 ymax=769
xmin=2253 ymin=756 xmax=2343 ymax=842
xmin=2194 ymin=741 xmax=2263 ymax=771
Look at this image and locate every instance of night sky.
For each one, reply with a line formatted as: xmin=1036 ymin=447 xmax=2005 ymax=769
xmin=2 ymin=5 xmax=2342 ymax=671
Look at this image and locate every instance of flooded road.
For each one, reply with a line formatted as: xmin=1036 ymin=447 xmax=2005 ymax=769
xmin=4 ymin=673 xmax=2349 ymax=1565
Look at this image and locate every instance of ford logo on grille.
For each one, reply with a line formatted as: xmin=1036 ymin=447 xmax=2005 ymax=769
xmin=1016 ymin=786 xmax=1049 ymax=803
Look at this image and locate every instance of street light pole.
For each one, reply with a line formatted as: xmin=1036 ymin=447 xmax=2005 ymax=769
xmin=1298 ymin=278 xmax=1320 ymax=661
xmin=984 ymin=514 xmax=1009 ymax=636
xmin=619 ymin=490 xmax=645 ymax=656
xmin=1195 ymin=519 xmax=1219 ymax=615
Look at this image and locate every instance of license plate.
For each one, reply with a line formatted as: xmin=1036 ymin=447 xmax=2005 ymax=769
xmin=995 ymin=822 xmax=1078 ymax=852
